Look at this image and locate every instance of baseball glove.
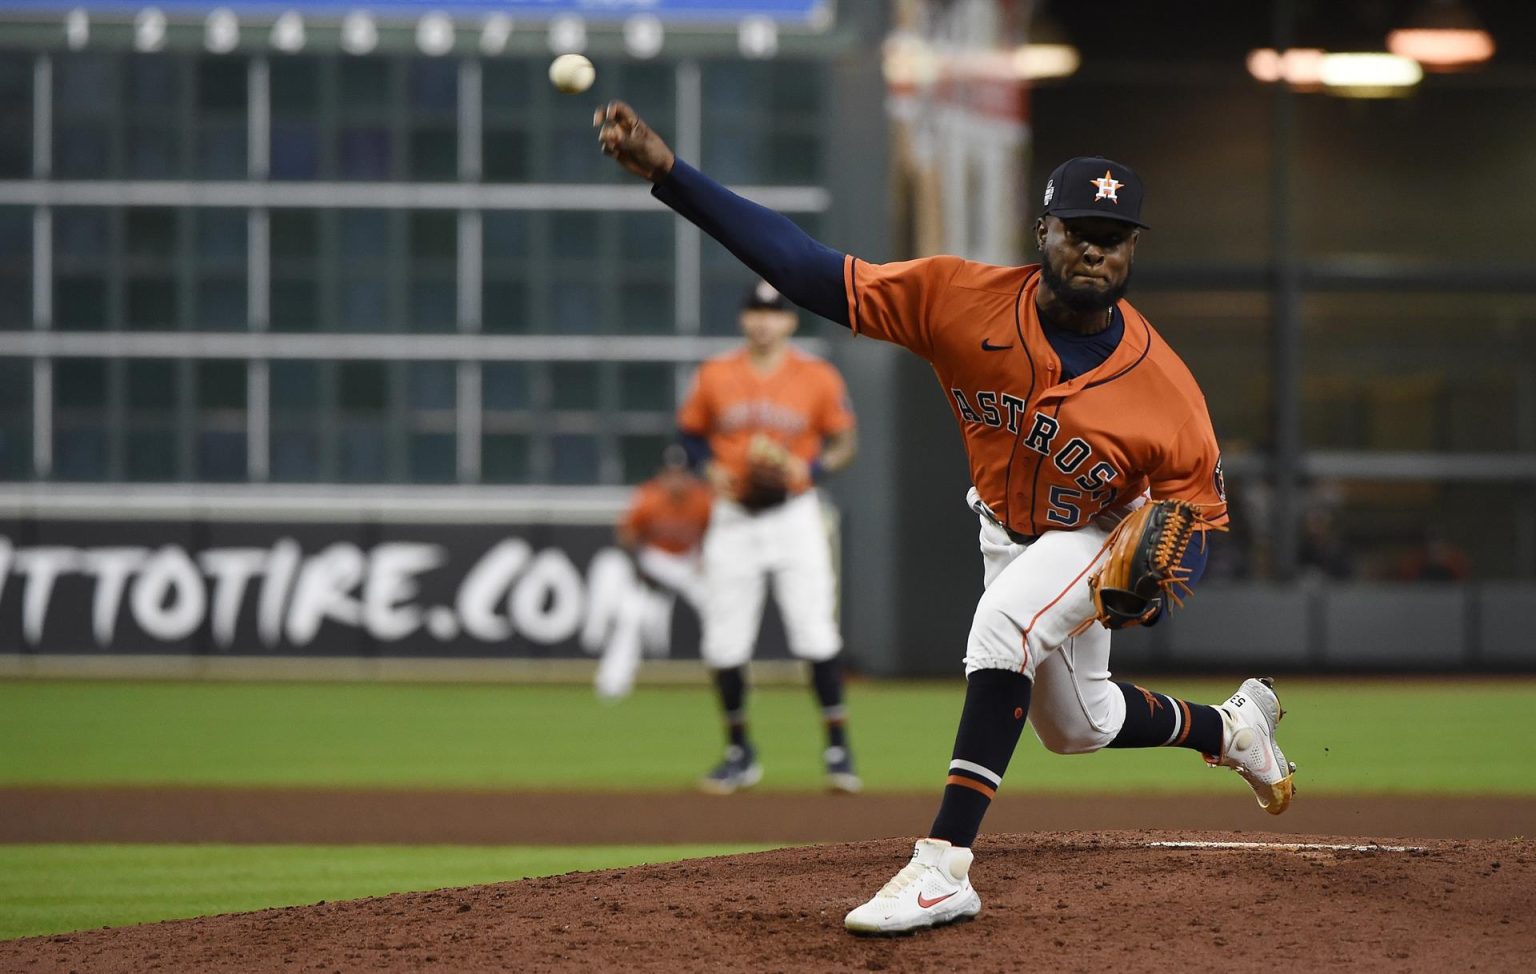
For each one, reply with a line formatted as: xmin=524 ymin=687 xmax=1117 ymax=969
xmin=1090 ymin=499 xmax=1225 ymax=629
xmin=738 ymin=459 xmax=790 ymax=512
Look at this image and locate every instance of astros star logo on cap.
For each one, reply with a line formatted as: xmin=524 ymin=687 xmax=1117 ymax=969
xmin=1091 ymin=170 xmax=1123 ymax=203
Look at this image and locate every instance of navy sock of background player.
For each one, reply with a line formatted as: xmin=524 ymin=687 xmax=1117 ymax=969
xmin=595 ymin=100 xmax=1221 ymax=841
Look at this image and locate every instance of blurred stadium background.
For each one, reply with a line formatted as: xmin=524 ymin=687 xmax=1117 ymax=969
xmin=0 ymin=0 xmax=1529 ymax=678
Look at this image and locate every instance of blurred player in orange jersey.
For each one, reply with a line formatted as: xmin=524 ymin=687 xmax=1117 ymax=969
xmin=679 ymin=281 xmax=860 ymax=795
xmin=594 ymin=444 xmax=714 ymax=701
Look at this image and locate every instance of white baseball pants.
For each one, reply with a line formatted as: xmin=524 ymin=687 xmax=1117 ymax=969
xmin=963 ymin=487 xmax=1146 ymax=755
xmin=593 ymin=546 xmax=705 ymax=700
xmin=699 ymin=490 xmax=842 ymax=669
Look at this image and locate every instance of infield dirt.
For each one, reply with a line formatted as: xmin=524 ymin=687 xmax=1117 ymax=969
xmin=2 ymin=788 xmax=1534 ymax=972
xmin=3 ymin=829 xmax=1532 ymax=973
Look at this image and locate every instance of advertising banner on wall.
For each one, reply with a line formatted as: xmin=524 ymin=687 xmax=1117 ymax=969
xmin=0 ymin=519 xmax=790 ymax=661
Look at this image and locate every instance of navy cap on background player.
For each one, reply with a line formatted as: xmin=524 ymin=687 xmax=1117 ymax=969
xmin=742 ymin=279 xmax=790 ymax=312
xmin=1039 ymin=156 xmax=1149 ymax=229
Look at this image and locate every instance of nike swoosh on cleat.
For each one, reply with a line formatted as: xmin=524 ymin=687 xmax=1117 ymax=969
xmin=916 ymin=891 xmax=957 ymax=909
xmin=980 ymin=338 xmax=1013 ymax=351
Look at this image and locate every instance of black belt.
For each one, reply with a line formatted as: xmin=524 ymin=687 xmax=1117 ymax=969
xmin=971 ymin=498 xmax=1038 ymax=545
xmin=1003 ymin=525 xmax=1039 ymax=545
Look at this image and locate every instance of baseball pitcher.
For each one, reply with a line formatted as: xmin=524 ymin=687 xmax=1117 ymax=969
xmin=596 ymin=101 xmax=1294 ymax=935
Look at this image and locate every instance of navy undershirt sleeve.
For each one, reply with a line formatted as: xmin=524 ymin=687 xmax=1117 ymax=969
xmin=652 ymin=159 xmax=849 ymax=327
xmin=677 ymin=432 xmax=712 ymax=471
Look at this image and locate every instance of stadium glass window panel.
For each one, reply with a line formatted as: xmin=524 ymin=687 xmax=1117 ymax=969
xmin=53 ymin=125 xmax=111 ymax=179
xmin=198 ymin=123 xmax=248 ymax=180
xmin=482 ymin=128 xmax=530 ymax=182
xmin=0 ymin=56 xmax=32 ymax=178
xmin=54 ymin=278 xmax=108 ymax=331
xmin=54 ymin=358 xmax=111 ymax=481
xmin=482 ymin=61 xmax=534 ymax=183
xmin=550 ymin=362 xmax=600 ymax=411
xmin=545 ymin=124 xmax=611 ymax=183
xmin=482 ymin=362 xmax=532 ymax=411
xmin=340 ymin=276 xmax=391 ymax=332
xmin=482 ymin=280 xmax=529 ymax=334
xmin=270 ymin=56 xmax=325 ymax=180
xmin=550 ymin=213 xmax=600 ymax=261
xmin=408 ymin=280 xmax=456 ymax=333
xmin=410 ymin=128 xmax=457 ymax=181
xmin=197 ymin=359 xmax=246 ymax=411
xmin=339 ymin=57 xmax=392 ymax=112
xmin=483 ymin=213 xmax=529 ymax=258
xmin=619 ymin=213 xmax=673 ymax=263
xmin=197 ymin=430 xmax=247 ymax=482
xmin=271 ymin=429 xmax=322 ymax=482
xmin=54 ymin=208 xmax=111 ymax=263
xmin=126 ymin=55 xmax=180 ymax=109
xmin=551 ymin=434 xmax=600 ymax=485
xmin=408 ymin=433 xmax=456 ymax=484
xmin=338 ymin=126 xmax=394 ymax=181
xmin=408 ymin=361 xmax=456 ymax=411
xmin=270 ymin=360 xmax=325 ymax=482
xmin=481 ymin=433 xmax=530 ymax=484
xmin=194 ymin=360 xmax=247 ymax=482
xmin=125 ymin=208 xmax=179 ymax=263
xmin=55 ymin=53 xmax=116 ymax=115
xmin=196 ymin=209 xmax=247 ymax=261
xmin=338 ymin=360 xmax=388 ymax=411
xmin=197 ymin=56 xmax=247 ymax=111
xmin=271 ymin=279 xmax=320 ymax=332
xmin=125 ymin=359 xmax=179 ymax=479
xmin=549 ymin=279 xmax=600 ymax=335
xmin=126 ymin=123 xmax=182 ymax=179
xmin=767 ymin=131 xmax=822 ymax=184
xmin=409 ymin=211 xmax=456 ymax=260
xmin=621 ymin=434 xmax=670 ymax=485
xmin=195 ymin=279 xmax=246 ymax=331
xmin=125 ymin=277 xmax=177 ymax=330
xmin=616 ymin=280 xmax=673 ymax=335
xmin=337 ymin=423 xmax=389 ymax=483
xmin=125 ymin=426 xmax=178 ymax=481
xmin=0 ymin=208 xmax=30 ymax=330
xmin=339 ymin=210 xmax=391 ymax=259
xmin=618 ymin=363 xmax=674 ymax=412
xmin=0 ymin=358 xmax=32 ymax=480
xmin=271 ymin=122 xmax=321 ymax=180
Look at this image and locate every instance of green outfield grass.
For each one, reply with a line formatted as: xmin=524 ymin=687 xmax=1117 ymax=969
xmin=3 ymin=677 xmax=1534 ymax=795
xmin=0 ymin=843 xmax=773 ymax=941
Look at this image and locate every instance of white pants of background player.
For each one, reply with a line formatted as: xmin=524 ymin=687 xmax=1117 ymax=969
xmin=594 ymin=546 xmax=706 ymax=700
xmin=700 ymin=490 xmax=842 ymax=669
xmin=962 ymin=487 xmax=1149 ymax=754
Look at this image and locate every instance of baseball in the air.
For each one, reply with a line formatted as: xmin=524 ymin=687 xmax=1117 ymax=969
xmin=549 ymin=54 xmax=596 ymax=94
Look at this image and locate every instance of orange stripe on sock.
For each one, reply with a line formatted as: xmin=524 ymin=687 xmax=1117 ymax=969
xmin=1173 ymin=699 xmax=1193 ymax=747
xmin=946 ymin=774 xmax=997 ymax=799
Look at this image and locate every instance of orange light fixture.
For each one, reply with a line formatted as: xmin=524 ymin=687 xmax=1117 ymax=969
xmin=1387 ymin=0 xmax=1495 ymax=70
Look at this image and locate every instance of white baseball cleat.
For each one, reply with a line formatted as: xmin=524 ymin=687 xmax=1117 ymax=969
xmin=1208 ymin=677 xmax=1297 ymax=815
xmin=844 ymin=838 xmax=982 ymax=935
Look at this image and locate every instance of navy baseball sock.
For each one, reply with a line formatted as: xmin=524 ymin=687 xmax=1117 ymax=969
xmin=810 ymin=658 xmax=849 ymax=750
xmin=928 ymin=669 xmax=1032 ymax=849
xmin=712 ymin=666 xmax=750 ymax=750
xmin=1106 ymin=682 xmax=1224 ymax=754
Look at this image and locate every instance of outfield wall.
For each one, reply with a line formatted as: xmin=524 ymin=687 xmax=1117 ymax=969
xmin=0 ymin=486 xmax=1530 ymax=675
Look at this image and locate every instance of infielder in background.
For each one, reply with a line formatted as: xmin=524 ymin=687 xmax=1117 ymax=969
xmin=597 ymin=102 xmax=1295 ymax=932
xmin=594 ymin=445 xmax=712 ymax=701
xmin=679 ymin=281 xmax=860 ymax=795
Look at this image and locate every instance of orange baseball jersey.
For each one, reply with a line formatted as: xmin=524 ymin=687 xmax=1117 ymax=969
xmin=843 ymin=255 xmax=1227 ymax=537
xmin=677 ymin=347 xmax=855 ymax=501
xmin=622 ymin=473 xmax=714 ymax=555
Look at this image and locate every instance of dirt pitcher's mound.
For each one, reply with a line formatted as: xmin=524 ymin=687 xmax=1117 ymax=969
xmin=5 ymin=831 xmax=1533 ymax=973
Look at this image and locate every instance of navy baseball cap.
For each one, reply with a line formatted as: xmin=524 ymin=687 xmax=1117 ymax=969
xmin=741 ymin=279 xmax=790 ymax=312
xmin=1039 ymin=156 xmax=1149 ymax=228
